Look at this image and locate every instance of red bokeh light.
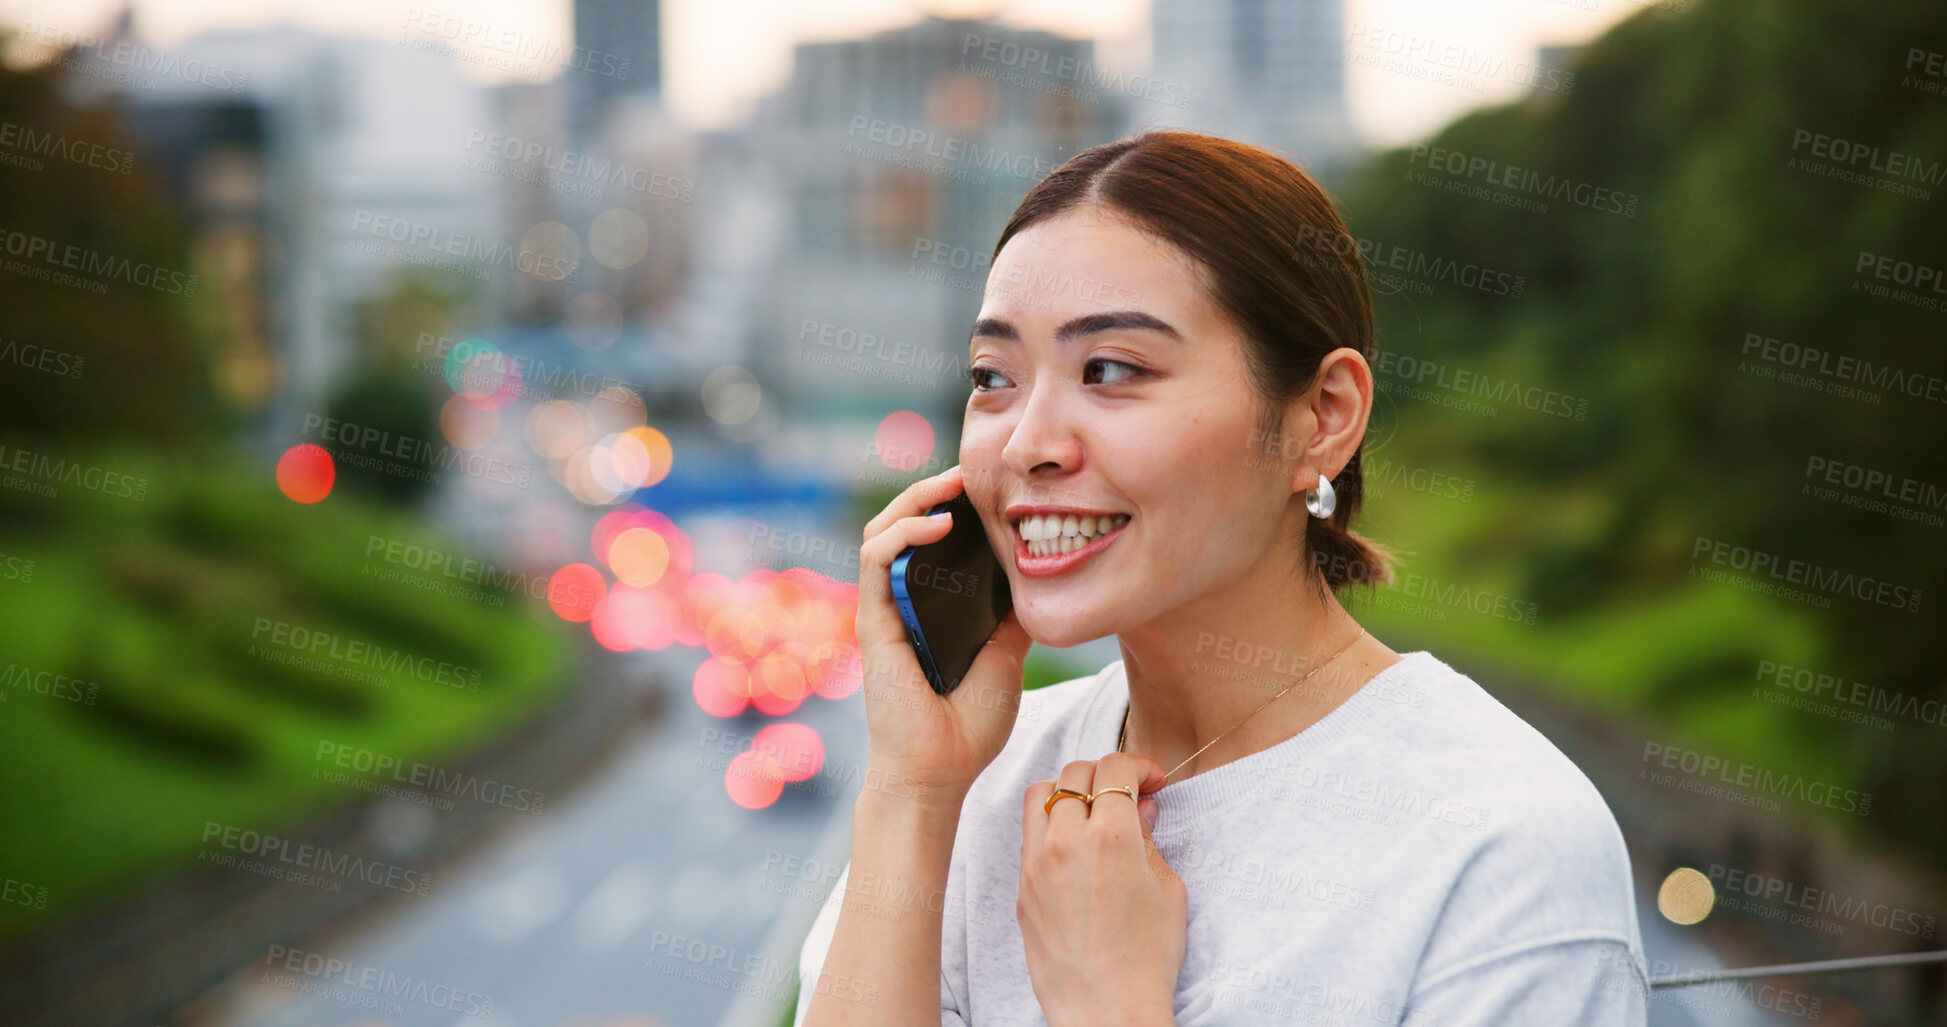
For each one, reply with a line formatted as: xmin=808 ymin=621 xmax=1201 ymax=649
xmin=547 ymin=563 xmax=606 ymax=622
xmin=724 ymin=750 xmax=785 ymax=809
xmin=276 ymin=444 xmax=335 ymax=503
xmin=753 ymin=723 xmax=824 ymax=783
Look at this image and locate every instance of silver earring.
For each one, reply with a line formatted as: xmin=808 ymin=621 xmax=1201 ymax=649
xmin=1305 ymin=473 xmax=1336 ymax=519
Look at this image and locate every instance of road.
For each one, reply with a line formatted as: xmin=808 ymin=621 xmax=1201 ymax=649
xmin=190 ymin=643 xmax=864 ymax=1027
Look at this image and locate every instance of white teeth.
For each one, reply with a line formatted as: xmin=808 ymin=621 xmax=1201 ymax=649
xmin=1017 ymin=513 xmax=1130 ymax=556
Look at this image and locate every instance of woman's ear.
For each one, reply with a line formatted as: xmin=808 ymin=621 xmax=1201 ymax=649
xmin=1288 ymin=347 xmax=1374 ymax=490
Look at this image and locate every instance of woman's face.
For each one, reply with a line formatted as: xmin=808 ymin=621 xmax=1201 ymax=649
xmin=961 ymin=205 xmax=1304 ymax=648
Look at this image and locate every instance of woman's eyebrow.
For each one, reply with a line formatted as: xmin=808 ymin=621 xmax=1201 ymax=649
xmin=968 ymin=311 xmax=1182 ymax=346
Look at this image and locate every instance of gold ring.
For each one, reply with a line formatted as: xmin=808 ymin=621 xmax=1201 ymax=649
xmin=1088 ymin=785 xmax=1137 ymax=806
xmin=1044 ymin=787 xmax=1091 ymax=815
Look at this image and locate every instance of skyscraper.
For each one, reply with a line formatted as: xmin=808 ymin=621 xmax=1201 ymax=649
xmin=1150 ymin=0 xmax=1358 ymax=172
xmin=571 ymin=0 xmax=662 ymax=147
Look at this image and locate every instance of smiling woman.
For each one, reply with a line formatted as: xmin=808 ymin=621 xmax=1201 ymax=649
xmin=796 ymin=130 xmax=1649 ymax=1027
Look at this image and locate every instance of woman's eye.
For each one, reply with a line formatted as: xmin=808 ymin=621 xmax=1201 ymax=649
xmin=967 ymin=365 xmax=1009 ymax=391
xmin=1084 ymin=358 xmax=1142 ymax=385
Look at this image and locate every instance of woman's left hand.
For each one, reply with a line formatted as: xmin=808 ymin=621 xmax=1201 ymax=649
xmin=1019 ymin=753 xmax=1188 ymax=1027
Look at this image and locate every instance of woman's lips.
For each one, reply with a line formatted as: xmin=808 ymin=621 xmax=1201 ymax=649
xmin=1013 ymin=519 xmax=1129 ymax=578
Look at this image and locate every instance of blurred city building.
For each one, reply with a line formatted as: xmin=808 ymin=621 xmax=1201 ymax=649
xmin=1151 ymin=0 xmax=1359 ymax=173
xmin=748 ymin=16 xmax=1124 ymax=482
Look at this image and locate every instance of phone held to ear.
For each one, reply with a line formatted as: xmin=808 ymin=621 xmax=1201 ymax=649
xmin=890 ymin=492 xmax=1013 ymax=695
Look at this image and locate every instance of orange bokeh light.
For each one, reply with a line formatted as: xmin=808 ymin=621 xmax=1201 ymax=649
xmin=609 ymin=527 xmax=670 ymax=586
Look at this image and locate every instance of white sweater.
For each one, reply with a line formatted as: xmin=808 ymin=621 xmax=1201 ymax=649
xmin=795 ymin=650 xmax=1650 ymax=1026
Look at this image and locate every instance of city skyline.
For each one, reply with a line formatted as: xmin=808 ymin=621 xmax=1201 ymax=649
xmin=0 ymin=0 xmax=1640 ymax=149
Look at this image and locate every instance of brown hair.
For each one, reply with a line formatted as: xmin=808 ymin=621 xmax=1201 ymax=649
xmin=991 ymin=129 xmax=1397 ymax=594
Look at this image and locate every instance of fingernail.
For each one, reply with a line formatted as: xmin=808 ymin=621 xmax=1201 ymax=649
xmin=1139 ymin=798 xmax=1158 ymax=828
xmin=930 ymin=511 xmax=951 ymax=521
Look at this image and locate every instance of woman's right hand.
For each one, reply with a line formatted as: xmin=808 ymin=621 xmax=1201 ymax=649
xmin=853 ymin=464 xmax=1033 ymax=807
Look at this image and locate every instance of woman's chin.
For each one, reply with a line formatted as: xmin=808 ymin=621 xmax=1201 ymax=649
xmin=1017 ymin=609 xmax=1111 ymax=651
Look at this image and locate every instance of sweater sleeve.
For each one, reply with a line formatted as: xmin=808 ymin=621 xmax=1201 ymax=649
xmin=1401 ymin=934 xmax=1648 ymax=1025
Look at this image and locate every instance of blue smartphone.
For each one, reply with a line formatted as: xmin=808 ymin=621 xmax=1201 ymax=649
xmin=890 ymin=492 xmax=1013 ymax=695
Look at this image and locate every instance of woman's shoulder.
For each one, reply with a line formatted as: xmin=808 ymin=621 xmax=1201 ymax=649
xmin=1383 ymin=653 xmax=1646 ymax=981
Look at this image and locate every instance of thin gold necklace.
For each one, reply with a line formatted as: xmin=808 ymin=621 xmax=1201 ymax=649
xmin=1117 ymin=625 xmax=1367 ymax=783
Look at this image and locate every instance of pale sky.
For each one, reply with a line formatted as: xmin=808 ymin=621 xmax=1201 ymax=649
xmin=0 ymin=0 xmax=1639 ymax=149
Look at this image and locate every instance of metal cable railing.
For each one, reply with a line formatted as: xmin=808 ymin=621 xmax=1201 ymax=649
xmin=1650 ymin=949 xmax=1947 ymax=989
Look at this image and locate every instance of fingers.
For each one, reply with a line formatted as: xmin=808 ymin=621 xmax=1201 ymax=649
xmin=862 ymin=464 xmax=963 ymax=543
xmin=854 ymin=464 xmax=969 ymax=656
xmin=1087 ymin=755 xmax=1179 ymax=888
xmin=1095 ymin=750 xmax=1170 ymax=799
xmin=853 ymin=511 xmax=956 ymax=654
xmin=1021 ymin=758 xmax=1099 ymax=853
xmin=1080 ymin=752 xmax=1160 ymax=844
xmin=1050 ymin=758 xmax=1098 ymax=829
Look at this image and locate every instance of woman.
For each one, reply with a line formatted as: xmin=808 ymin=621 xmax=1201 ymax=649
xmin=795 ymin=130 xmax=1649 ymax=1026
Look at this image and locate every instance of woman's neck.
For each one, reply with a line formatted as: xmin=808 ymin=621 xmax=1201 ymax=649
xmin=1113 ymin=570 xmax=1399 ymax=783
